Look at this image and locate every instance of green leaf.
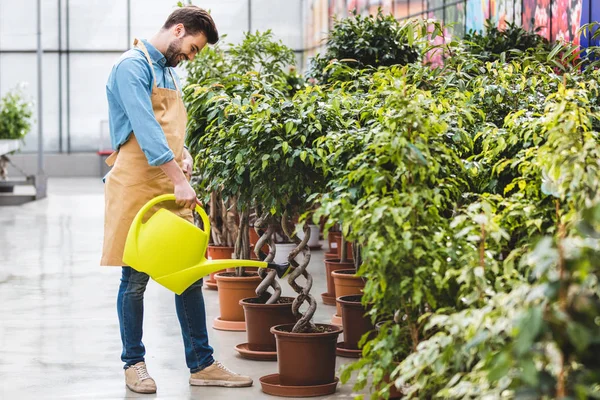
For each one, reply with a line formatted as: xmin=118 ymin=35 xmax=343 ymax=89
xmin=567 ymin=322 xmax=592 ymax=353
xmin=285 ymin=121 xmax=294 ymax=134
xmin=514 ymin=306 xmax=543 ymax=356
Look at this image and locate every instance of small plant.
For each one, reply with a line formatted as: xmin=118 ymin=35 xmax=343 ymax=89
xmin=0 ymin=85 xmax=33 ymax=180
xmin=0 ymin=85 xmax=33 ymax=141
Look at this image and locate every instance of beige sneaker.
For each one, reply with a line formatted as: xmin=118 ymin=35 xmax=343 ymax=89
xmin=124 ymin=362 xmax=157 ymax=394
xmin=189 ymin=361 xmax=253 ymax=387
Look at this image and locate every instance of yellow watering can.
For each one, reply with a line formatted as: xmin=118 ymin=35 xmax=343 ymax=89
xmin=123 ymin=194 xmax=291 ymax=295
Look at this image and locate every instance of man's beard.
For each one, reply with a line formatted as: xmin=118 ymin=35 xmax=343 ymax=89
xmin=165 ymin=38 xmax=185 ymax=67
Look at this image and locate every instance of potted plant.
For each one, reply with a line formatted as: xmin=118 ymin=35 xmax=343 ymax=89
xmin=192 ymin=53 xmax=342 ymax=394
xmin=203 ymin=191 xmax=238 ymax=290
xmin=184 ymin=31 xmax=298 ymax=332
xmin=0 ymin=85 xmax=33 ymax=192
xmin=238 ymin=213 xmax=296 ymax=361
xmin=335 ymin=294 xmax=374 ymax=358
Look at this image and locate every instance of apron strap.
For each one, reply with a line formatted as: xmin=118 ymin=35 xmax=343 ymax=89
xmin=105 ymin=151 xmax=118 ymax=167
xmin=167 ymin=68 xmax=180 ymax=93
xmin=133 ymin=38 xmax=157 ymax=88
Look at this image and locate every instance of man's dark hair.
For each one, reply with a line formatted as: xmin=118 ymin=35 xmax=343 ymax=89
xmin=163 ymin=5 xmax=219 ymax=44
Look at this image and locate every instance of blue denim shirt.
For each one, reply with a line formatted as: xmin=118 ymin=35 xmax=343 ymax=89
xmin=106 ymin=39 xmax=183 ymax=166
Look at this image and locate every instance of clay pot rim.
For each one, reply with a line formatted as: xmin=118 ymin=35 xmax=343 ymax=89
xmin=271 ymin=323 xmax=342 ymax=337
xmin=331 ymin=269 xmax=359 ymax=277
xmin=324 ymin=258 xmax=355 ymax=265
xmin=336 ymin=294 xmax=366 ymax=306
xmin=239 ymin=296 xmax=296 ymax=307
xmin=215 ymin=272 xmax=261 ymax=281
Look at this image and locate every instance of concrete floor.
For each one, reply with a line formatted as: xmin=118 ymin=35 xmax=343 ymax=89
xmin=0 ymin=179 xmax=362 ymax=400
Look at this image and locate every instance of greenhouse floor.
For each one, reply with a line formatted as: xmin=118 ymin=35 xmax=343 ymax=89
xmin=0 ymin=178 xmax=359 ymax=400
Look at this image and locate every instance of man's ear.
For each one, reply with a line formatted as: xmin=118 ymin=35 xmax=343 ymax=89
xmin=174 ymin=23 xmax=186 ymax=38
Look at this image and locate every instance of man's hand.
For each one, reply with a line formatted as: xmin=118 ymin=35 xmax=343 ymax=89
xmin=159 ymin=158 xmax=198 ymax=210
xmin=174 ymin=181 xmax=198 ymax=210
xmin=182 ymin=148 xmax=193 ymax=181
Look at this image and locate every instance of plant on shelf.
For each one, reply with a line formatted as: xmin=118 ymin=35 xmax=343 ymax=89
xmin=0 ymin=85 xmax=33 ymax=181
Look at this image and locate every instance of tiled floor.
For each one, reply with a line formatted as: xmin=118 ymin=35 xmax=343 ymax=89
xmin=0 ymin=179 xmax=361 ymax=399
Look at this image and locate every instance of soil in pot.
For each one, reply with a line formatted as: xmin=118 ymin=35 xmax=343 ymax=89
xmin=337 ymin=294 xmax=374 ymax=350
xmin=239 ymin=296 xmax=296 ymax=353
xmin=214 ymin=272 xmax=261 ymax=331
xmin=332 ymin=269 xmax=365 ymax=317
xmin=271 ymin=323 xmax=342 ymax=387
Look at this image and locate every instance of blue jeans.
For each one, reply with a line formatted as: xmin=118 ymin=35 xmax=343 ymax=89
xmin=117 ymin=267 xmax=214 ymax=372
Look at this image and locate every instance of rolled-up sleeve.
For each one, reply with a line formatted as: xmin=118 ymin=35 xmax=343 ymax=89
xmin=113 ymin=57 xmax=174 ymax=166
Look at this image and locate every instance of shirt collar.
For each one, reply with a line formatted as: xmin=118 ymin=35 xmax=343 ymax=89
xmin=142 ymin=39 xmax=167 ymax=67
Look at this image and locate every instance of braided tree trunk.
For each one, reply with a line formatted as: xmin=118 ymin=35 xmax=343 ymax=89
xmin=253 ymin=213 xmax=282 ymax=303
xmin=233 ymin=209 xmax=251 ymax=276
xmin=282 ymin=212 xmax=316 ymax=333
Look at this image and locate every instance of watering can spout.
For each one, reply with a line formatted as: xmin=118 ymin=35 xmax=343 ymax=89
xmin=123 ymin=194 xmax=293 ymax=295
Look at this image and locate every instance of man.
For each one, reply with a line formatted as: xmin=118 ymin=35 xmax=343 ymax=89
xmin=100 ymin=6 xmax=252 ymax=394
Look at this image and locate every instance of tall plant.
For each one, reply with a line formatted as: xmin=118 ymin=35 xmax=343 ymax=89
xmin=184 ymin=31 xmax=296 ymax=275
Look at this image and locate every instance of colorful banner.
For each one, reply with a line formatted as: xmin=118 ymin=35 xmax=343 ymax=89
xmin=304 ymin=0 xmax=587 ymax=69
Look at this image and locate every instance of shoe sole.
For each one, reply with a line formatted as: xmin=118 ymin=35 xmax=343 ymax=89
xmin=126 ymin=383 xmax=157 ymax=394
xmin=189 ymin=379 xmax=253 ymax=388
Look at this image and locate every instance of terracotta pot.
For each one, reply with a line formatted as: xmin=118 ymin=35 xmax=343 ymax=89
xmin=240 ymin=297 xmax=296 ymax=352
xmin=382 ymin=365 xmax=403 ymax=399
xmin=328 ymin=231 xmax=341 ymax=253
xmin=337 ymin=295 xmax=374 ymax=350
xmin=332 ymin=269 xmax=364 ymax=317
xmin=249 ymin=228 xmax=270 ymax=260
xmin=334 ymin=236 xmax=353 ymax=260
xmin=272 ymin=324 xmax=342 ymax=386
xmin=215 ymin=272 xmax=261 ymax=322
xmin=206 ymin=245 xmax=234 ymax=287
xmin=388 ymin=381 xmax=403 ymax=399
xmin=324 ymin=259 xmax=354 ymax=298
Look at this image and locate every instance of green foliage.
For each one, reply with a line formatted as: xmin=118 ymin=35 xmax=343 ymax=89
xmin=0 ymin=86 xmax=33 ymax=141
xmin=184 ymin=30 xmax=296 ymax=161
xmin=307 ymin=11 xmax=421 ymax=84
xmin=463 ymin=20 xmax=552 ymax=63
xmin=314 ymin=18 xmax=600 ymax=400
xmin=182 ymin=15 xmax=600 ymax=398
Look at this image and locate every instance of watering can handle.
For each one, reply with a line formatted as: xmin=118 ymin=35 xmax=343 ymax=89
xmin=134 ymin=194 xmax=210 ymax=238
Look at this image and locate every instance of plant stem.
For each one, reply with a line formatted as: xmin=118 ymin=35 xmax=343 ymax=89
xmin=556 ymin=200 xmax=566 ymax=311
xmin=480 ymin=223 xmax=486 ymax=269
xmin=555 ymin=199 xmax=567 ymax=398
xmin=340 ymin=233 xmax=348 ymax=263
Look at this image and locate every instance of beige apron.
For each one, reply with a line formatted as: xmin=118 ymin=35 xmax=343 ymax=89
xmin=101 ymin=38 xmax=192 ymax=266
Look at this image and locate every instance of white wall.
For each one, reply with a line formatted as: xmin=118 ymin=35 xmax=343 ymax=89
xmin=0 ymin=0 xmax=303 ymax=154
